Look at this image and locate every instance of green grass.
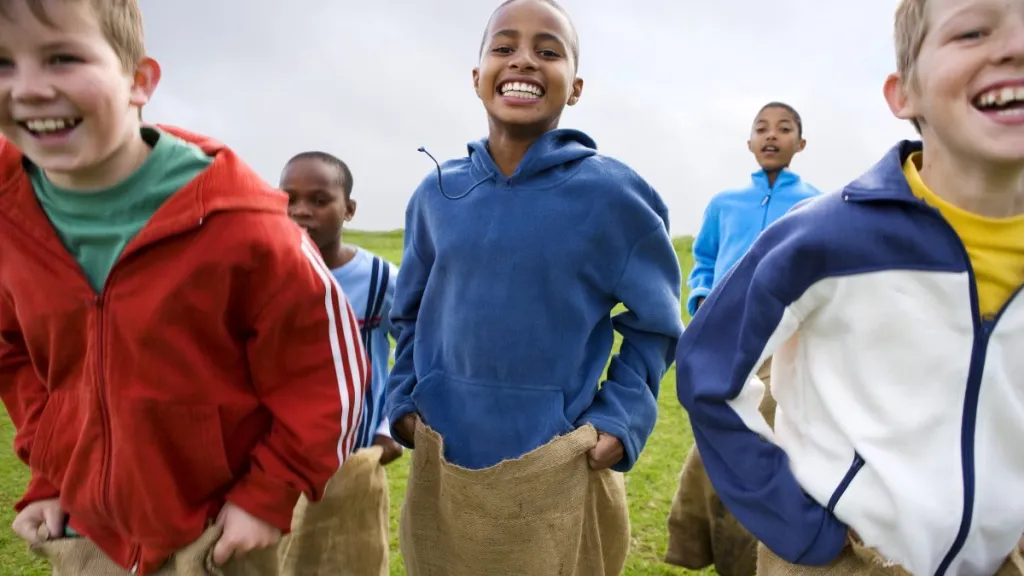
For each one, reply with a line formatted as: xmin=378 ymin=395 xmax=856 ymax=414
xmin=0 ymin=230 xmax=711 ymax=575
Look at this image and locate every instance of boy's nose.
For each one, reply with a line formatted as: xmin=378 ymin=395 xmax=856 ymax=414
xmin=508 ymin=51 xmax=538 ymax=70
xmin=288 ymin=204 xmax=312 ymax=218
xmin=995 ymin=18 xmax=1024 ymax=63
xmin=11 ymin=71 xmax=57 ymax=102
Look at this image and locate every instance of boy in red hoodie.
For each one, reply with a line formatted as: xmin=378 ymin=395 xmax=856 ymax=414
xmin=0 ymin=0 xmax=368 ymax=573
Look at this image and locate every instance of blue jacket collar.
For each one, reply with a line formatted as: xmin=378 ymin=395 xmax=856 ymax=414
xmin=843 ymin=140 xmax=922 ymax=203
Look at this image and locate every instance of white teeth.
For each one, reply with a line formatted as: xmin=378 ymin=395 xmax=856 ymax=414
xmin=500 ymin=81 xmax=544 ymax=98
xmin=23 ymin=117 xmax=80 ymax=134
xmin=975 ymin=85 xmax=1024 ymax=108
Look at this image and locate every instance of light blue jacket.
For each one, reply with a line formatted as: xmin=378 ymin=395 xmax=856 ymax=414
xmin=687 ymin=169 xmax=819 ymax=315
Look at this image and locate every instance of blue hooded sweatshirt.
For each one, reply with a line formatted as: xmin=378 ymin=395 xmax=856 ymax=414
xmin=385 ymin=129 xmax=683 ymax=472
xmin=686 ymin=169 xmax=819 ymax=315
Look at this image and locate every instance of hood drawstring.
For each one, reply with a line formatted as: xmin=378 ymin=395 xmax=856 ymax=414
xmin=418 ymin=146 xmax=493 ymax=201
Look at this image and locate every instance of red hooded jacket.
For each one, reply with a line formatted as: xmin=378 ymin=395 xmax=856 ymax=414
xmin=0 ymin=126 xmax=368 ymax=573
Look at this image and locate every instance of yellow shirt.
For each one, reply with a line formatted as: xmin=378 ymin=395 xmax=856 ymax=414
xmin=904 ymin=152 xmax=1024 ymax=318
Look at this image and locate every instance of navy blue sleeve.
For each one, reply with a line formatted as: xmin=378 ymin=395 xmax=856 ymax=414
xmin=675 ymin=213 xmax=848 ymax=565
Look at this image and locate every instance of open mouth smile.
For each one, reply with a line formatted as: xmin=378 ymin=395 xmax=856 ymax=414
xmin=973 ymin=84 xmax=1024 ymax=117
xmin=498 ymin=80 xmax=545 ymax=100
xmin=19 ymin=117 xmax=82 ymax=138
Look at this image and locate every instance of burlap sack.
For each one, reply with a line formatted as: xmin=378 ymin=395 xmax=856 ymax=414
xmin=31 ymin=523 xmax=279 ymax=575
xmin=277 ymin=445 xmax=389 ymax=576
xmin=757 ymin=534 xmax=1024 ymax=575
xmin=665 ymin=358 xmax=775 ymax=576
xmin=399 ymin=421 xmax=630 ymax=576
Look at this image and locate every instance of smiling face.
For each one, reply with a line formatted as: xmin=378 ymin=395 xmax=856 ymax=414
xmin=0 ymin=0 xmax=158 ymax=190
xmin=885 ymin=0 xmax=1024 ymax=166
xmin=473 ymin=0 xmax=583 ymax=138
xmin=281 ymin=157 xmax=355 ymax=252
xmin=748 ymin=106 xmax=805 ymax=172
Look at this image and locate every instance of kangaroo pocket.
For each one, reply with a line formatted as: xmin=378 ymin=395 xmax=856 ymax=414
xmin=105 ymin=399 xmax=234 ymax=545
xmin=410 ymin=373 xmax=575 ymax=469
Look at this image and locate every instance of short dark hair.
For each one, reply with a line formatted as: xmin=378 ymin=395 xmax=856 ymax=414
xmin=285 ymin=151 xmax=354 ymax=198
xmin=757 ymin=102 xmax=803 ymax=137
xmin=479 ymin=0 xmax=579 ymax=72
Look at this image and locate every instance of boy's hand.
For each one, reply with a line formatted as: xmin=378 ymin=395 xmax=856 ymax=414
xmin=372 ymin=434 xmax=404 ymax=465
xmin=211 ymin=502 xmax=281 ymax=565
xmin=587 ymin=431 xmax=624 ymax=470
xmin=396 ymin=413 xmax=420 ymax=446
xmin=12 ymin=498 xmax=64 ymax=544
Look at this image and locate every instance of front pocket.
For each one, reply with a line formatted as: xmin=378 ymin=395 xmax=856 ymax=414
xmin=28 ymin=393 xmax=77 ymax=489
xmin=827 ymin=453 xmax=865 ymax=513
xmin=106 ymin=400 xmax=234 ymax=543
xmin=410 ymin=373 xmax=575 ymax=469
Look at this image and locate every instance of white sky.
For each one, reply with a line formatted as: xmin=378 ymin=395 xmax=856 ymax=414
xmin=140 ymin=0 xmax=915 ymax=234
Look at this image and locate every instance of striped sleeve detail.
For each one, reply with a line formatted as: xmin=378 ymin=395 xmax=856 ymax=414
xmin=299 ymin=235 xmax=369 ymax=465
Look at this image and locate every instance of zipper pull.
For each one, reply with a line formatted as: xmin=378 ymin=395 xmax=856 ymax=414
xmin=761 ymin=195 xmax=769 ymax=206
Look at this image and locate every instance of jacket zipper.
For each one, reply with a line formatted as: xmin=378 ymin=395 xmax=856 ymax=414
xmin=88 ymin=222 xmax=204 ymax=570
xmin=933 ymin=284 xmax=1019 ymax=576
xmin=760 ymin=180 xmax=773 ymax=230
xmin=844 ymin=190 xmax=1021 ymax=574
xmin=894 ymin=202 xmax=1018 ymax=576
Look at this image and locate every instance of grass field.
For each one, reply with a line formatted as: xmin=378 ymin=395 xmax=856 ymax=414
xmin=0 ymin=230 xmax=710 ymax=575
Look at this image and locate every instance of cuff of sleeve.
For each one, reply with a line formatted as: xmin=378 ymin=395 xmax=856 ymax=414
xmin=387 ymin=402 xmax=417 ymax=448
xmin=15 ymin=473 xmax=60 ymax=512
xmin=225 ymin=470 xmax=301 ymax=533
xmin=686 ymin=287 xmax=711 ymax=316
xmin=577 ymin=416 xmax=639 ymax=473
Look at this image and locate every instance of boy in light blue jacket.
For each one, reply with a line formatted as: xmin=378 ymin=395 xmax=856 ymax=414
xmin=686 ymin=102 xmax=820 ymax=317
xmin=666 ymin=102 xmax=819 ymax=576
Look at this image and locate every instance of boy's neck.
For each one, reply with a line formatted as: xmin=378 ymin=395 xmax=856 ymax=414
xmin=487 ymin=135 xmax=533 ymax=177
xmin=918 ymin=151 xmax=1024 ymax=218
xmin=319 ymin=238 xmax=357 ymax=270
xmin=764 ymin=169 xmax=780 ymax=188
xmin=46 ymin=128 xmax=151 ymax=191
xmin=486 ymin=120 xmax=557 ymax=177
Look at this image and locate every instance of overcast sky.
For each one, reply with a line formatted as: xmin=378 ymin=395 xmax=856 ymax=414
xmin=140 ymin=0 xmax=913 ymax=235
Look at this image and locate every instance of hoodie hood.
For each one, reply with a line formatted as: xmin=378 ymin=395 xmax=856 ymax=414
xmin=466 ymin=128 xmax=598 ymax=186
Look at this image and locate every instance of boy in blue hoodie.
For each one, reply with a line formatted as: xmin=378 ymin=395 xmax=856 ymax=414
xmin=384 ymin=0 xmax=682 ymax=573
xmin=677 ymin=0 xmax=1024 ymax=572
xmin=666 ymin=102 xmax=820 ymax=576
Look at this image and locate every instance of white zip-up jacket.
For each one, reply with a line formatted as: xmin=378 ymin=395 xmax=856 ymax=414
xmin=676 ymin=140 xmax=1024 ymax=576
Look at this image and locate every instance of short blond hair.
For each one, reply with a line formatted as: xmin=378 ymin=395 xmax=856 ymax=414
xmin=894 ymin=0 xmax=928 ymax=131
xmin=0 ymin=0 xmax=145 ymax=71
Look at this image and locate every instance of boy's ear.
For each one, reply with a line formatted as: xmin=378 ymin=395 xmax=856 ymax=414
xmin=472 ymin=68 xmax=482 ymax=100
xmin=747 ymin=139 xmax=755 ymax=154
xmin=129 ymin=57 xmax=161 ymax=108
xmin=797 ymin=138 xmax=807 ymax=152
xmin=884 ymin=72 xmax=918 ymax=122
xmin=567 ymin=77 xmax=583 ymax=106
xmin=345 ymin=198 xmax=357 ymax=222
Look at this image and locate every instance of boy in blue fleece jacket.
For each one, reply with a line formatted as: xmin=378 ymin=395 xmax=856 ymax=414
xmin=666 ymin=102 xmax=819 ymax=576
xmin=686 ymin=102 xmax=820 ymax=317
